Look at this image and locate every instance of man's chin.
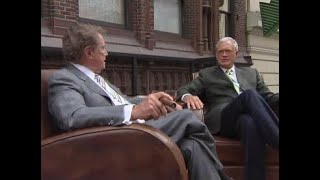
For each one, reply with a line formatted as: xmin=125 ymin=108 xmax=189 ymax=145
xmin=220 ymin=64 xmax=232 ymax=69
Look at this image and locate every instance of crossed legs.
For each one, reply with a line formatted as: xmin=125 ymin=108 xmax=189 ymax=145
xmin=146 ymin=109 xmax=228 ymax=180
xmin=220 ymin=89 xmax=279 ymax=180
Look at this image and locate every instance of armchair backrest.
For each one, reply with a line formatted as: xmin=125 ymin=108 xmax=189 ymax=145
xmin=41 ymin=69 xmax=59 ymax=140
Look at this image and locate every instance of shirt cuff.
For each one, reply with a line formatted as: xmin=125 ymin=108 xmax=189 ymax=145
xmin=122 ymin=104 xmax=145 ymax=125
xmin=181 ymin=93 xmax=192 ymax=101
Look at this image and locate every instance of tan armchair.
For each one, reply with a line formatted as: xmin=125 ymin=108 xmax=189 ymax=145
xmin=41 ymin=69 xmax=188 ymax=180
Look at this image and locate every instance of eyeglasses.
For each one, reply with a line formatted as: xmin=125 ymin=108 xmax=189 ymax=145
xmin=217 ymin=49 xmax=236 ymax=55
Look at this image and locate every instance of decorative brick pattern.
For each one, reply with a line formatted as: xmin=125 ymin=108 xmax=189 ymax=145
xmin=42 ymin=0 xmax=251 ymax=96
xmin=183 ymin=0 xmax=197 ymax=42
xmin=41 ymin=0 xmax=50 ymax=17
xmin=42 ymin=0 xmax=248 ymax=52
xmin=50 ymin=0 xmax=78 ymax=35
xmin=232 ymin=0 xmax=247 ymax=52
xmin=131 ymin=0 xmax=155 ymax=49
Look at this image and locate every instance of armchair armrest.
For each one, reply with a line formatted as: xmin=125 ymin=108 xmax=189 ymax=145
xmin=41 ymin=124 xmax=188 ymax=180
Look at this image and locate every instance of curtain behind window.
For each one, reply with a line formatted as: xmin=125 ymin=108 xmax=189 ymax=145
xmin=154 ymin=0 xmax=181 ymax=34
xmin=79 ymin=0 xmax=125 ymax=25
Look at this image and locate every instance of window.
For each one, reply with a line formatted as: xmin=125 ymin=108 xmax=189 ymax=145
xmin=154 ymin=0 xmax=182 ymax=34
xmin=219 ymin=0 xmax=231 ymax=39
xmin=79 ymin=0 xmax=125 ymax=25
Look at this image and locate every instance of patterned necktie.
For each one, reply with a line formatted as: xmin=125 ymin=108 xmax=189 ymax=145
xmin=94 ymin=74 xmax=126 ymax=104
xmin=94 ymin=74 xmax=107 ymax=90
xmin=225 ymin=69 xmax=241 ymax=94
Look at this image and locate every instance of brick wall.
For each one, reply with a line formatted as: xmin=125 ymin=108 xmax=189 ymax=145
xmin=145 ymin=0 xmax=155 ymax=49
xmin=131 ymin=0 xmax=155 ymax=49
xmin=41 ymin=0 xmax=50 ymax=18
xmin=42 ymin=0 xmax=248 ymax=55
xmin=50 ymin=0 xmax=78 ymax=35
xmin=42 ymin=0 xmax=251 ymax=94
xmin=132 ymin=0 xmax=146 ymax=45
xmin=232 ymin=0 xmax=247 ymax=52
xmin=183 ymin=0 xmax=197 ymax=44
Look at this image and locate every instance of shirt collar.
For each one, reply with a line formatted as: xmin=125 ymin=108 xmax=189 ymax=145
xmin=71 ymin=63 xmax=96 ymax=81
xmin=220 ymin=65 xmax=235 ymax=73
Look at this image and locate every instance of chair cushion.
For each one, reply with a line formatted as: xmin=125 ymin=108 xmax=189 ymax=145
xmin=41 ymin=69 xmax=59 ymax=140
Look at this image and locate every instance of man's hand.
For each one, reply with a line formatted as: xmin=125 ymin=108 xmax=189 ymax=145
xmin=158 ymin=96 xmax=182 ymax=112
xmin=182 ymin=95 xmax=204 ymax=110
xmin=131 ymin=92 xmax=173 ymax=121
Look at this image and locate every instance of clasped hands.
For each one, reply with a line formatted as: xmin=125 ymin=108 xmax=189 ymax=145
xmin=131 ymin=92 xmax=182 ymax=121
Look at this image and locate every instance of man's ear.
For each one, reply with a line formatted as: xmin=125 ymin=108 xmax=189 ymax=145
xmin=84 ymin=46 xmax=93 ymax=59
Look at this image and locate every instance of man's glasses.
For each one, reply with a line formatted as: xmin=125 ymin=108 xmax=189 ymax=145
xmin=217 ymin=49 xmax=236 ymax=55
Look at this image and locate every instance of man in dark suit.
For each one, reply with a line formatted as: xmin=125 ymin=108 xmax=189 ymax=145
xmin=177 ymin=37 xmax=279 ymax=180
xmin=47 ymin=23 xmax=231 ymax=180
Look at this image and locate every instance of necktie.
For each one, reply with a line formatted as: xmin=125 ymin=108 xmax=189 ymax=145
xmin=94 ymin=74 xmax=107 ymax=90
xmin=94 ymin=74 xmax=126 ymax=104
xmin=225 ymin=69 xmax=241 ymax=94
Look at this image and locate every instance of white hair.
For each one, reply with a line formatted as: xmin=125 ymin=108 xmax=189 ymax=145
xmin=216 ymin=37 xmax=238 ymax=51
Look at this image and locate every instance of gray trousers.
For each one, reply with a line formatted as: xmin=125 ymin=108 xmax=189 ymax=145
xmin=145 ymin=109 xmax=225 ymax=180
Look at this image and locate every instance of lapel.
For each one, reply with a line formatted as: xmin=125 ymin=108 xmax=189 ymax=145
xmin=103 ymin=77 xmax=122 ymax=95
xmin=235 ymin=66 xmax=249 ymax=91
xmin=214 ymin=66 xmax=234 ymax=87
xmin=66 ymin=64 xmax=113 ymax=101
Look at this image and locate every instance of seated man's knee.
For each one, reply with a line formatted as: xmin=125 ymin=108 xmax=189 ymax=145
xmin=242 ymin=89 xmax=259 ymax=96
xmin=238 ymin=114 xmax=255 ymax=130
xmin=180 ymin=109 xmax=201 ymax=121
xmin=241 ymin=89 xmax=263 ymax=101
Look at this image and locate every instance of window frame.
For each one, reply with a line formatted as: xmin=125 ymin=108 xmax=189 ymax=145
xmin=153 ymin=0 xmax=184 ymax=36
xmin=219 ymin=0 xmax=232 ymax=38
xmin=78 ymin=0 xmax=131 ymax=30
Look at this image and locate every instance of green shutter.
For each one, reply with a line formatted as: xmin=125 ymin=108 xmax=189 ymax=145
xmin=260 ymin=0 xmax=279 ymax=37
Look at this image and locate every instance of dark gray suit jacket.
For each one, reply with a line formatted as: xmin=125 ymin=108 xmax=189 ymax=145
xmin=177 ymin=66 xmax=279 ymax=134
xmin=48 ymin=64 xmax=143 ymax=131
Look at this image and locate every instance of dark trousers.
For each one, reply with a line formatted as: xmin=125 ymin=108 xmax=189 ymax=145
xmin=220 ymin=89 xmax=279 ymax=180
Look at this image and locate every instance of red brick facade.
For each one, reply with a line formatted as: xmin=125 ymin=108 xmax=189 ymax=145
xmin=49 ymin=0 xmax=78 ymax=35
xmin=132 ymin=0 xmax=155 ymax=49
xmin=41 ymin=0 xmax=250 ymax=95
xmin=42 ymin=0 xmax=247 ymax=54
xmin=233 ymin=0 xmax=247 ymax=52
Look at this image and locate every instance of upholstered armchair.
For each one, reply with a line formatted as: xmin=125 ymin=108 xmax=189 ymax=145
xmin=41 ymin=69 xmax=188 ymax=180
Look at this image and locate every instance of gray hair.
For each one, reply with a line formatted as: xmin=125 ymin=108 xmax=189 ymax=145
xmin=216 ymin=37 xmax=238 ymax=51
xmin=62 ymin=23 xmax=106 ymax=63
